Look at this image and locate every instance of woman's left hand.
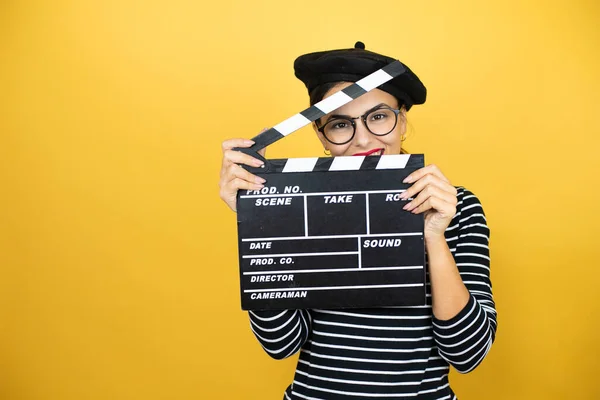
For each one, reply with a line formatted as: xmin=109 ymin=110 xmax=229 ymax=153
xmin=399 ymin=164 xmax=458 ymax=239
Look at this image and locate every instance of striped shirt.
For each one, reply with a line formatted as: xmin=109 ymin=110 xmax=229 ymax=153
xmin=248 ymin=187 xmax=497 ymax=399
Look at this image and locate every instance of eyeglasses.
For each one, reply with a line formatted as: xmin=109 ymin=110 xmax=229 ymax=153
xmin=315 ymin=106 xmax=401 ymax=145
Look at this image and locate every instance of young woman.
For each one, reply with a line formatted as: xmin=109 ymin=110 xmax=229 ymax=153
xmin=219 ymin=42 xmax=497 ymax=399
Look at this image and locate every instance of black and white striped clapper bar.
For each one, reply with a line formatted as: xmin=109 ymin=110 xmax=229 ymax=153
xmin=235 ymin=60 xmax=426 ymax=311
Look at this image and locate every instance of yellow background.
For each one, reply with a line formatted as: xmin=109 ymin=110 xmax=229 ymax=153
xmin=1 ymin=0 xmax=599 ymax=399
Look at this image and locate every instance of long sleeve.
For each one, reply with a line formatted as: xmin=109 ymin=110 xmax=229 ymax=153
xmin=248 ymin=309 xmax=312 ymax=360
xmin=432 ymin=188 xmax=498 ymax=373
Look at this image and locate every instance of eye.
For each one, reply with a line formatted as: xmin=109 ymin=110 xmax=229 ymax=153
xmin=369 ymin=111 xmax=389 ymax=121
xmin=328 ymin=119 xmax=352 ymax=130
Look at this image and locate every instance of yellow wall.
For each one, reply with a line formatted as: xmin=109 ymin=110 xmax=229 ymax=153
xmin=1 ymin=1 xmax=599 ymax=399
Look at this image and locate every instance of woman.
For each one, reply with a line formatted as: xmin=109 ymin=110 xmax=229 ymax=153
xmin=219 ymin=42 xmax=497 ymax=399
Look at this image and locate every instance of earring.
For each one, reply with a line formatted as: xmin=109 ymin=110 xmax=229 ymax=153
xmin=324 ymin=149 xmax=331 ymax=156
xmin=400 ymin=134 xmax=407 ymax=142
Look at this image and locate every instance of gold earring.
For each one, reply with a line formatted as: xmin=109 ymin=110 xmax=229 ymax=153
xmin=324 ymin=149 xmax=331 ymax=156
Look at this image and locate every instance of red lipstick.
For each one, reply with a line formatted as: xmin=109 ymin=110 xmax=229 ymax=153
xmin=352 ymin=148 xmax=384 ymax=156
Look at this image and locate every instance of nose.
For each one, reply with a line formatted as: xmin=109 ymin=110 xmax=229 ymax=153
xmin=353 ymin=119 xmax=372 ymax=147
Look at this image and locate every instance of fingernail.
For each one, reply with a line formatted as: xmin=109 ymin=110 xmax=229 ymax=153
xmin=399 ymin=192 xmax=407 ymax=199
xmin=253 ymin=159 xmax=264 ymax=167
xmin=255 ymin=177 xmax=266 ymax=184
xmin=245 ymin=140 xmax=255 ymax=146
xmin=403 ymin=203 xmax=411 ymax=210
xmin=254 ymin=184 xmax=264 ymax=189
xmin=403 ymin=176 xmax=412 ymax=183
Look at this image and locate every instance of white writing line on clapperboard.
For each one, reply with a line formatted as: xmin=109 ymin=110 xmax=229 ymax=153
xmin=240 ymin=189 xmax=408 ymax=198
xmin=243 ymin=251 xmax=358 ymax=258
xmin=247 ymin=281 xmax=424 ymax=300
xmin=245 ymin=283 xmax=423 ymax=294
xmin=365 ymin=193 xmax=370 ymax=235
xmin=358 ymin=237 xmax=362 ymax=269
xmin=303 ymin=196 xmax=309 ymax=238
xmin=241 ymin=232 xmax=421 ymax=242
xmin=247 ymin=283 xmax=425 ymax=300
xmin=243 ymin=265 xmax=423 ymax=275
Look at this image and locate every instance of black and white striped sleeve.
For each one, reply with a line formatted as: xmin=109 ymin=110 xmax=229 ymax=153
xmin=432 ymin=188 xmax=498 ymax=373
xmin=248 ymin=310 xmax=312 ymax=360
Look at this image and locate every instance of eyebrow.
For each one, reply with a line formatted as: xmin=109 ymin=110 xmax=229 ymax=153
xmin=322 ymin=103 xmax=392 ymax=124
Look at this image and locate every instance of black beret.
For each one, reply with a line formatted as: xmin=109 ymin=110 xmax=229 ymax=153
xmin=294 ymin=41 xmax=426 ymax=110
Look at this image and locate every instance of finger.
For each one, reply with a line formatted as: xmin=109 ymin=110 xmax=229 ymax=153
xmin=410 ymin=196 xmax=456 ymax=218
xmin=400 ymin=174 xmax=457 ymax=200
xmin=221 ymin=138 xmax=255 ymax=153
xmin=220 ymin=151 xmax=266 ymax=180
xmin=408 ymin=185 xmax=457 ymax=211
xmin=403 ymin=164 xmax=451 ymax=184
xmin=221 ymin=177 xmax=264 ymax=197
xmin=223 ymin=163 xmax=266 ymax=186
xmin=403 ymin=185 xmax=457 ymax=212
xmin=223 ymin=149 xmax=265 ymax=169
xmin=400 ymin=174 xmax=455 ymax=200
xmin=221 ymin=139 xmax=261 ymax=177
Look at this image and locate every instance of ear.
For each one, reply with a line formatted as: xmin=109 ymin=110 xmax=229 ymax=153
xmin=398 ymin=107 xmax=408 ymax=136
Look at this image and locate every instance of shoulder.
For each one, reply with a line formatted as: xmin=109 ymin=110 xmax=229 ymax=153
xmin=451 ymin=186 xmax=489 ymax=236
xmin=455 ymin=186 xmax=486 ymax=214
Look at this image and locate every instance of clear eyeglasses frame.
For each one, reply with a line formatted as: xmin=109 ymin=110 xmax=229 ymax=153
xmin=315 ymin=106 xmax=402 ymax=146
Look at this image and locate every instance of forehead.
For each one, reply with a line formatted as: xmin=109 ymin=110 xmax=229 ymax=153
xmin=323 ymin=82 xmax=398 ymax=114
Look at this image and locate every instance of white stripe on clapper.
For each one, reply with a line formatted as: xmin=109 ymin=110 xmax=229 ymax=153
xmin=315 ymin=91 xmax=354 ymax=114
xmin=273 ymin=113 xmax=312 ymax=136
xmin=282 ymin=157 xmax=319 ymax=173
xmin=376 ymin=154 xmax=410 ymax=169
xmin=356 ymin=69 xmax=394 ymax=91
xmin=329 ymin=156 xmax=365 ymax=171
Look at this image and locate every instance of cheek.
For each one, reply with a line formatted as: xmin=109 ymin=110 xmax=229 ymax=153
xmin=328 ymin=143 xmax=352 ymax=156
xmin=374 ymin=131 xmax=401 ymax=149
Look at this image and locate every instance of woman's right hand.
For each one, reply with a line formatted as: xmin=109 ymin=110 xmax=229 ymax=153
xmin=219 ymin=138 xmax=267 ymax=212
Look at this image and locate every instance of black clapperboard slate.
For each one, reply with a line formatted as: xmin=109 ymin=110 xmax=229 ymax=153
xmin=233 ymin=60 xmax=426 ymax=310
xmin=237 ymin=155 xmax=426 ymax=311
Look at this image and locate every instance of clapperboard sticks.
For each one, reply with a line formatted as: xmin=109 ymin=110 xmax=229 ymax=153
xmin=235 ymin=60 xmax=406 ymax=169
xmin=235 ymin=60 xmax=427 ymax=311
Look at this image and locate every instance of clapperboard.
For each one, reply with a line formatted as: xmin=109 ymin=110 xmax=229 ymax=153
xmin=235 ymin=60 xmax=425 ymax=311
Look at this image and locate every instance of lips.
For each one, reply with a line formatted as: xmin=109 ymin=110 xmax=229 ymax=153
xmin=352 ymin=148 xmax=385 ymax=156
